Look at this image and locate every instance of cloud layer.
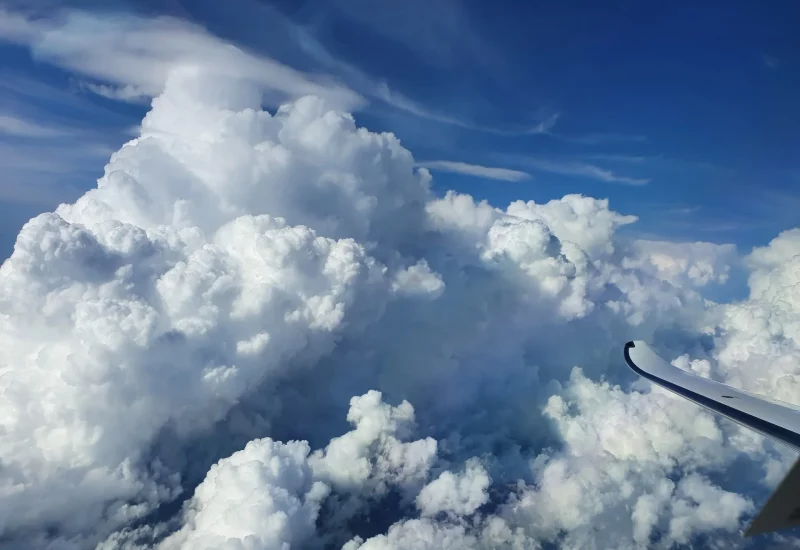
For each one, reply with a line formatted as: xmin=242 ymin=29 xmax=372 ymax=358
xmin=0 ymin=11 xmax=799 ymax=550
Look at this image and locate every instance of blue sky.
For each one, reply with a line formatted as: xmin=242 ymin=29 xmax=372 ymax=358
xmin=0 ymin=0 xmax=798 ymax=260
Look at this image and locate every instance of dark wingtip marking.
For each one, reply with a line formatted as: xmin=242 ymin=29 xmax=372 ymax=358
xmin=623 ymin=341 xmax=637 ymax=372
xmin=722 ymin=395 xmax=736 ymax=399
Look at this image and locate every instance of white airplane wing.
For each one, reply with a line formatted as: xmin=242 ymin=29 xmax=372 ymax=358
xmin=624 ymin=340 xmax=800 ymax=537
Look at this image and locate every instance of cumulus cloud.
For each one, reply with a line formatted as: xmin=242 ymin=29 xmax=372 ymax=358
xmin=416 ymin=459 xmax=490 ymax=517
xmin=1 ymin=9 xmax=800 ymax=550
xmin=309 ymin=391 xmax=437 ymax=498
xmin=712 ymin=229 xmax=800 ymax=406
xmin=417 ymin=160 xmax=531 ymax=182
xmin=158 ymin=438 xmax=328 ymax=550
xmin=623 ymin=239 xmax=740 ymax=288
xmin=464 ymin=367 xmax=748 ymax=549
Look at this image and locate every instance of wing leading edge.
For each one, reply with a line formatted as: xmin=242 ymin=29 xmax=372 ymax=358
xmin=624 ymin=340 xmax=800 ymax=537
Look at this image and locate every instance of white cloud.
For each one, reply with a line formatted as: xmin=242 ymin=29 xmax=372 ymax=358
xmin=78 ymin=82 xmax=151 ymax=103
xmin=522 ymin=158 xmax=650 ymax=185
xmin=0 ymin=83 xmax=425 ymax=544
xmin=1 ymin=9 xmax=799 ymax=550
xmin=309 ymin=390 xmax=438 ymax=498
xmin=392 ymin=260 xmax=446 ymax=298
xmin=288 ymin=20 xmax=494 ymax=133
xmin=157 ymin=438 xmax=329 ymax=550
xmin=375 ymin=82 xmax=557 ymax=135
xmin=553 ymin=132 xmax=648 ymax=145
xmin=343 ymin=519 xmax=479 ymax=550
xmin=0 ymin=8 xmax=363 ymax=111
xmin=711 ymin=229 xmax=800 ymax=407
xmin=416 ymin=458 xmax=490 ymax=517
xmin=507 ymin=193 xmax=638 ymax=258
xmin=0 ymin=141 xmax=113 ymax=206
xmin=500 ymin=367 xmax=752 ymax=548
xmin=580 ymin=153 xmax=650 ymax=163
xmin=527 ymin=112 xmax=561 ymax=135
xmin=327 ymin=0 xmax=498 ymax=71
xmin=0 ymin=113 xmax=68 ymax=137
xmin=623 ymin=239 xmax=740 ymax=287
xmin=0 ymin=73 xmax=131 ymax=122
xmin=763 ymin=55 xmax=780 ymax=69
xmin=418 ymin=160 xmax=531 ymax=182
xmin=0 ymin=6 xmax=540 ymax=137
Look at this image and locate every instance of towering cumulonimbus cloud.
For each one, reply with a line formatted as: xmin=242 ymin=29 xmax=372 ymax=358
xmin=0 ymin=19 xmax=799 ymax=549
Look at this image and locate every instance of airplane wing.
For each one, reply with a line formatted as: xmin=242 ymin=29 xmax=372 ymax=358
xmin=624 ymin=340 xmax=800 ymax=537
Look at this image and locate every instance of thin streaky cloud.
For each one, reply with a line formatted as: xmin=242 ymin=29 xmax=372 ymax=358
xmin=418 ymin=160 xmax=531 ymax=182
xmin=375 ymin=82 xmax=558 ymax=136
xmin=579 ymin=153 xmax=650 ymax=164
xmin=77 ymin=82 xmax=150 ymax=103
xmin=521 ymin=112 xmax=561 ymax=135
xmin=0 ymin=114 xmax=69 ymax=138
xmin=328 ymin=0 xmax=501 ymax=73
xmin=292 ymin=19 xmax=554 ymax=136
xmin=522 ymin=158 xmax=650 ymax=185
xmin=667 ymin=206 xmax=702 ymax=215
xmin=226 ymin=16 xmax=531 ymax=136
xmin=0 ymin=176 xmax=85 ymax=207
xmin=0 ymin=141 xmax=110 ymax=206
xmin=671 ymin=219 xmax=760 ymax=233
xmin=629 ymin=201 xmax=702 ymax=216
xmin=0 ymin=141 xmax=114 ymax=174
xmin=763 ymin=55 xmax=780 ymax=69
xmin=551 ymin=132 xmax=647 ymax=145
xmin=0 ymin=73 xmax=134 ymax=124
xmin=0 ymin=8 xmax=364 ymax=111
xmin=578 ymin=153 xmax=728 ymax=175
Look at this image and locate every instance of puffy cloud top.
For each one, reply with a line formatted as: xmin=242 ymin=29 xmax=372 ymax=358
xmin=159 ymin=438 xmax=328 ymax=550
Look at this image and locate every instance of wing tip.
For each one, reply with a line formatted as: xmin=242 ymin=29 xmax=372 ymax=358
xmin=624 ymin=340 xmax=800 ymax=539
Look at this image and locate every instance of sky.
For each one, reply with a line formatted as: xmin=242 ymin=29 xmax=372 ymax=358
xmin=2 ymin=2 xmax=800 ymax=550
xmin=0 ymin=0 xmax=798 ymax=262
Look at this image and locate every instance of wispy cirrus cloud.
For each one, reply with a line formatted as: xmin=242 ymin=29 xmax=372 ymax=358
xmin=0 ymin=78 xmax=132 ymax=209
xmin=2 ymin=5 xmax=557 ymax=139
xmin=0 ymin=113 xmax=69 ymax=138
xmin=0 ymin=140 xmax=110 ymax=206
xmin=520 ymin=158 xmax=650 ymax=185
xmin=763 ymin=54 xmax=780 ymax=69
xmin=579 ymin=153 xmax=650 ymax=163
xmin=0 ymin=7 xmax=364 ymax=111
xmin=255 ymin=8 xmax=557 ymax=136
xmin=578 ymin=152 xmax=729 ymax=176
xmin=327 ymin=0 xmax=502 ymax=72
xmin=418 ymin=160 xmax=531 ymax=181
xmin=2 ymin=4 xmax=548 ymax=137
xmin=376 ymin=83 xmax=558 ymax=135
xmin=549 ymin=132 xmax=647 ymax=145
xmin=667 ymin=205 xmax=702 ymax=215
xmin=0 ymin=73 xmax=136 ymax=126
